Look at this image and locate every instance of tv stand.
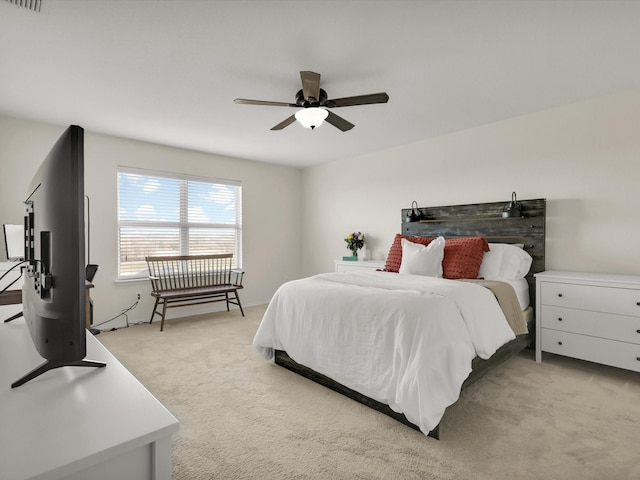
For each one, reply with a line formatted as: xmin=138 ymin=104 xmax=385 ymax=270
xmin=4 ymin=310 xmax=22 ymax=322
xmin=11 ymin=358 xmax=106 ymax=388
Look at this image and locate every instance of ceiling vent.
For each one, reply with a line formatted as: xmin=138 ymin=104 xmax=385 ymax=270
xmin=3 ymin=0 xmax=41 ymax=12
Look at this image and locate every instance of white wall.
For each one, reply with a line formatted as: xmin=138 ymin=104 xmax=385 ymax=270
xmin=301 ymin=87 xmax=640 ymax=278
xmin=0 ymin=116 xmax=302 ymax=328
xmin=4 ymin=87 xmax=640 ymax=328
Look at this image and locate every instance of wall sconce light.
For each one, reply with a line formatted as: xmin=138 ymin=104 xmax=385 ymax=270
xmin=502 ymin=192 xmax=522 ymax=218
xmin=405 ymin=201 xmax=423 ymax=222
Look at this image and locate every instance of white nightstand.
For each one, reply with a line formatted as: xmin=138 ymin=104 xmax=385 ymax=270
xmin=334 ymin=260 xmax=385 ymax=273
xmin=535 ymin=270 xmax=640 ymax=372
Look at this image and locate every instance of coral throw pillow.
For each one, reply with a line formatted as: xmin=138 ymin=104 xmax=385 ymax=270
xmin=442 ymin=237 xmax=490 ymax=279
xmin=383 ymin=234 xmax=434 ymax=272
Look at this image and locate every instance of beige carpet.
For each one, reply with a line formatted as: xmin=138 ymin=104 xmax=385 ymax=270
xmin=97 ymin=305 xmax=640 ymax=480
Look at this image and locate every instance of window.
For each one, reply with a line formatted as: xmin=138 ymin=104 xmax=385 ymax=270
xmin=117 ymin=167 xmax=242 ymax=280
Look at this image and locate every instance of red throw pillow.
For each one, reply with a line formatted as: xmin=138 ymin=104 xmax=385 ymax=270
xmin=383 ymin=234 xmax=434 ymax=272
xmin=442 ymin=237 xmax=490 ymax=279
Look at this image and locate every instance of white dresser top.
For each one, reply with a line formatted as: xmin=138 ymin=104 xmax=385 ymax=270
xmin=535 ymin=270 xmax=640 ymax=287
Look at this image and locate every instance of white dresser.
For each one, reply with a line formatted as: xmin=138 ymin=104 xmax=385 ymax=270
xmin=1 ymin=313 xmax=178 ymax=480
xmin=535 ymin=270 xmax=640 ymax=372
xmin=334 ymin=260 xmax=385 ymax=273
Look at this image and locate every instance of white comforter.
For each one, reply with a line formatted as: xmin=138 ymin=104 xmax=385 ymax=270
xmin=253 ymin=271 xmax=516 ymax=435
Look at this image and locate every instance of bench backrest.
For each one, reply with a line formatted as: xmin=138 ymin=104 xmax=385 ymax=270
xmin=145 ymin=254 xmax=240 ymax=292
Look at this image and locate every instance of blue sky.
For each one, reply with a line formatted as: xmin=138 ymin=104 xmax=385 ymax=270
xmin=118 ymin=173 xmax=239 ymax=225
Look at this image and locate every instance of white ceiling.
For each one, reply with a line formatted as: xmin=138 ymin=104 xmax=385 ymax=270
xmin=2 ymin=0 xmax=640 ymax=168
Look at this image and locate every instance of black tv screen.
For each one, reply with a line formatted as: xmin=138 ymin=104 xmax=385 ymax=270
xmin=13 ymin=125 xmax=105 ymax=388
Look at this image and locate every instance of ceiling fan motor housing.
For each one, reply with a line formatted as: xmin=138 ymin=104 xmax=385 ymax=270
xmin=296 ymin=88 xmax=328 ymax=107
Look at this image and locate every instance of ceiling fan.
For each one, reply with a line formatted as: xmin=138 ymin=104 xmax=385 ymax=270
xmin=234 ymin=71 xmax=389 ymax=131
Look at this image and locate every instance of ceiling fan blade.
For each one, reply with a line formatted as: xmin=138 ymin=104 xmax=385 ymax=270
xmin=325 ymin=92 xmax=389 ymax=108
xmin=325 ymin=111 xmax=355 ymax=132
xmin=300 ymin=71 xmax=321 ymax=102
xmin=234 ymin=98 xmax=296 ymax=107
xmin=270 ymin=115 xmax=297 ymax=131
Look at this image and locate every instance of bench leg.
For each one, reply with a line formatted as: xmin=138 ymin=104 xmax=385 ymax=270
xmin=225 ymin=292 xmax=230 ymax=312
xmin=235 ymin=290 xmax=245 ymax=317
xmin=160 ymin=300 xmax=168 ymax=332
xmin=149 ymin=297 xmax=160 ymax=324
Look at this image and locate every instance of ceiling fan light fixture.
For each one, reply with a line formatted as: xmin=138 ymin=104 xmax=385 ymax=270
xmin=295 ymin=107 xmax=329 ymax=130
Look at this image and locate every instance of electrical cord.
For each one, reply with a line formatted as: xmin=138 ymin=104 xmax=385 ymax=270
xmin=0 ymin=260 xmax=28 ymax=295
xmin=93 ymin=298 xmax=139 ymax=331
xmin=1 ymin=261 xmax=145 ymax=332
xmin=2 ymin=262 xmax=143 ymax=332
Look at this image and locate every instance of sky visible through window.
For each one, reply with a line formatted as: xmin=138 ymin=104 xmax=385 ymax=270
xmin=119 ymin=174 xmax=238 ymax=225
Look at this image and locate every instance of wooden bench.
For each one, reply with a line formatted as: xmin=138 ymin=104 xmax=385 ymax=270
xmin=145 ymin=254 xmax=244 ymax=331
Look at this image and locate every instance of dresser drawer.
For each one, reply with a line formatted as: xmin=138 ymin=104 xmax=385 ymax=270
xmin=540 ymin=305 xmax=640 ymax=345
xmin=541 ymin=329 xmax=640 ymax=372
xmin=540 ymin=282 xmax=640 ymax=317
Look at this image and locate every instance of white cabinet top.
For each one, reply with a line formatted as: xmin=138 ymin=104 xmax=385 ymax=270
xmin=335 ymin=259 xmax=385 ymax=266
xmin=535 ymin=270 xmax=640 ymax=287
xmin=334 ymin=260 xmax=386 ymax=272
xmin=0 ymin=316 xmax=179 ymax=480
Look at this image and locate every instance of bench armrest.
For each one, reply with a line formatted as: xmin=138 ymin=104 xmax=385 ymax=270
xmin=231 ymin=269 xmax=244 ymax=287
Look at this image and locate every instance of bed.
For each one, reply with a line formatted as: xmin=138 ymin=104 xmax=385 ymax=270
xmin=254 ymin=198 xmax=546 ymax=439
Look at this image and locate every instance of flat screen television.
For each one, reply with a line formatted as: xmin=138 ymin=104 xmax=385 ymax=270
xmin=12 ymin=125 xmax=105 ymax=388
xmin=3 ymin=224 xmax=24 ymax=261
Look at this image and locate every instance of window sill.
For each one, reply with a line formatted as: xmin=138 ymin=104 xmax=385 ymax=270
xmin=115 ymin=278 xmax=149 ymax=286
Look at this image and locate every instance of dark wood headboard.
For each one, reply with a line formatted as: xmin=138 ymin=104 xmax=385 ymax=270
xmin=401 ymin=198 xmax=546 ymax=307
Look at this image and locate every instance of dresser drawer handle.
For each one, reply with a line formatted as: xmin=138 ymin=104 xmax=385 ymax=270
xmin=637 ymin=357 xmax=640 ymax=362
xmin=637 ymin=302 xmax=640 ymax=306
xmin=558 ymin=317 xmax=563 ymax=322
xmin=558 ymin=341 xmax=563 ymax=346
xmin=637 ymin=330 xmax=640 ymax=334
xmin=558 ymin=293 xmax=563 ymax=298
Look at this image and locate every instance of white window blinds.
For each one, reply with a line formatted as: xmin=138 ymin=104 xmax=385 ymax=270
xmin=117 ymin=167 xmax=242 ymax=280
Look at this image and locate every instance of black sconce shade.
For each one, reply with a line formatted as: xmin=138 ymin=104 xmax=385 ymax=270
xmin=502 ymin=192 xmax=522 ymax=218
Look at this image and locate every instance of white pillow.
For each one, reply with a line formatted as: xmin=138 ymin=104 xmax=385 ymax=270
xmin=478 ymin=245 xmax=503 ymax=279
xmin=399 ymin=236 xmax=445 ymax=277
xmin=479 ymin=243 xmax=532 ymax=280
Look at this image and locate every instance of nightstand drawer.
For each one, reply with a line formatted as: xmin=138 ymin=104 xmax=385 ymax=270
xmin=541 ymin=282 xmax=640 ymax=317
xmin=541 ymin=329 xmax=640 ymax=372
xmin=540 ymin=305 xmax=640 ymax=345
